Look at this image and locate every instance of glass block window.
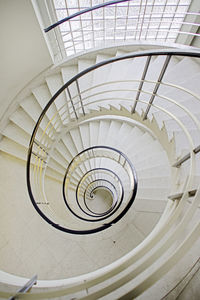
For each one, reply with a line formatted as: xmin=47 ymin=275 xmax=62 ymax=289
xmin=53 ymin=0 xmax=192 ymax=56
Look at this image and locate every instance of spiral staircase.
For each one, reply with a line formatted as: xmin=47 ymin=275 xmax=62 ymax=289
xmin=1 ymin=1 xmax=200 ymax=299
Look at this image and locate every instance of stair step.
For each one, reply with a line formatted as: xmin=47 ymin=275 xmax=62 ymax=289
xmin=137 ymin=187 xmax=169 ymax=200
xmin=48 ymin=158 xmax=66 ymax=176
xmin=46 ymin=73 xmax=68 ymax=123
xmin=118 ymin=126 xmax=145 ymax=155
xmin=98 ymin=120 xmax=111 ymax=145
xmin=78 ymin=58 xmax=95 ymax=95
xmin=79 ymin=123 xmax=90 ymax=149
xmin=32 ymin=84 xmax=62 ymax=129
xmin=54 ymin=140 xmax=73 ymax=163
xmin=50 ymin=148 xmax=69 ymax=169
xmin=62 ymin=132 xmax=78 ymax=157
xmin=165 ymin=57 xmax=200 ymax=86
xmin=139 ymin=176 xmax=171 ymax=187
xmin=134 ymin=152 xmax=169 ymax=169
xmin=45 ymin=167 xmax=64 ymax=182
xmin=137 ymin=165 xmax=170 ymax=178
xmin=2 ymin=122 xmax=30 ymax=148
xmin=0 ymin=137 xmax=27 ymax=161
xmin=134 ymin=198 xmax=167 ymax=213
xmin=89 ymin=120 xmax=100 ymax=146
xmin=70 ymin=127 xmax=84 ymax=153
xmin=10 ymin=108 xmax=36 ymax=136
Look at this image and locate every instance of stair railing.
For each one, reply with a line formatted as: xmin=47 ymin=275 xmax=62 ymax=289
xmin=29 ymin=138 xmax=138 ymax=234
xmin=26 ymin=49 xmax=200 ymax=298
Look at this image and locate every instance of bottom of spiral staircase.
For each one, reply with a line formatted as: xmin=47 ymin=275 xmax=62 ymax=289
xmin=0 ymin=114 xmax=171 ymax=282
xmin=1 ymin=44 xmax=200 ymax=299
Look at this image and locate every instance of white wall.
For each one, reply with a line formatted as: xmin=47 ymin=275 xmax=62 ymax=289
xmin=0 ymin=0 xmax=52 ymax=122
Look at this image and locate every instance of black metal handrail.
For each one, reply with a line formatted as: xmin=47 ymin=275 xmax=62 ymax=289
xmin=83 ymin=180 xmax=117 ymax=216
xmin=44 ymin=0 xmax=131 ymax=32
xmin=61 ymin=146 xmax=137 ymax=234
xmin=26 ymin=49 xmax=200 ymax=151
xmin=27 ymin=49 xmax=200 ymax=235
xmin=76 ymin=170 xmax=122 ymax=219
xmin=77 ymin=169 xmax=121 ymax=216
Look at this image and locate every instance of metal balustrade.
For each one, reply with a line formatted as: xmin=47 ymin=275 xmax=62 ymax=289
xmin=24 ymin=48 xmax=200 ymax=298
xmin=27 ymin=51 xmax=200 ymax=225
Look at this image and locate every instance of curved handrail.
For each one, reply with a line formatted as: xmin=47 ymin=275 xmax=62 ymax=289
xmin=35 ymin=76 xmax=200 ymax=156
xmin=75 ymin=168 xmax=122 ymax=219
xmin=61 ymin=145 xmax=137 ymax=234
xmin=65 ymin=167 xmax=124 ymax=222
xmin=27 ymin=50 xmax=200 ymax=232
xmin=24 ymin=49 xmax=200 ymax=298
xmin=83 ymin=180 xmax=117 ymax=216
xmin=26 ymin=50 xmax=200 ymax=139
xmin=44 ymin=0 xmax=131 ymax=32
xmin=26 ymin=49 xmax=200 ymax=161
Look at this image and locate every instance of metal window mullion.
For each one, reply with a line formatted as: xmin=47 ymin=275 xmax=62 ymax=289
xmin=47 ymin=2 xmax=192 ymax=32
xmin=138 ymin=0 xmax=148 ymax=40
xmin=143 ymin=54 xmax=171 ymax=120
xmin=131 ymin=55 xmax=151 ymax=113
xmin=56 ymin=3 xmax=192 ymax=10
xmin=113 ymin=3 xmax=117 ymax=41
xmin=63 ymin=26 xmax=200 ymax=46
xmin=144 ymin=0 xmax=156 ymax=40
xmin=65 ymin=0 xmax=76 ymax=54
xmin=75 ymin=79 xmax=85 ymax=116
xmin=104 ymin=1 xmax=107 ymax=44
xmin=59 ymin=14 xmax=197 ymax=23
xmin=155 ymin=0 xmax=168 ymax=40
xmin=135 ymin=0 xmax=143 ymax=39
xmin=66 ymin=31 xmax=200 ymax=47
xmin=67 ymin=87 xmax=78 ymax=120
xmin=90 ymin=0 xmax=95 ymax=48
xmin=60 ymin=20 xmax=200 ymax=35
xmin=124 ymin=0 xmax=130 ymax=41
xmin=78 ymin=0 xmax=86 ymax=50
xmin=165 ymin=0 xmax=181 ymax=41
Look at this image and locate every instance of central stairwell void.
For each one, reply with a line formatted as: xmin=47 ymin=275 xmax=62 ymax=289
xmin=1 ymin=0 xmax=200 ymax=299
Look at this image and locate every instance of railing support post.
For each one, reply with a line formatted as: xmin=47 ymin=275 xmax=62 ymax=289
xmin=173 ymin=145 xmax=200 ymax=168
xmin=143 ymin=54 xmax=171 ymax=120
xmin=9 ymin=275 xmax=37 ymax=300
xmin=67 ymin=87 xmax=78 ymax=120
xmin=76 ymin=79 xmax=85 ymax=116
xmin=131 ymin=55 xmax=151 ymax=113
